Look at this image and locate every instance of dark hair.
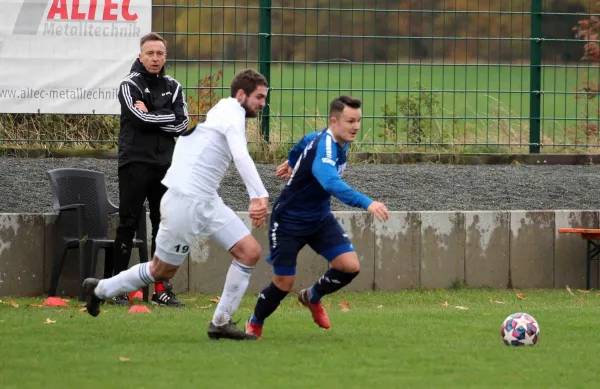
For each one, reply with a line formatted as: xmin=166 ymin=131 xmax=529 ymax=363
xmin=230 ymin=69 xmax=268 ymax=98
xmin=140 ymin=32 xmax=167 ymax=50
xmin=329 ymin=95 xmax=361 ymax=117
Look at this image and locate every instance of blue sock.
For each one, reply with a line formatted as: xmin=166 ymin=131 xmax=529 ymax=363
xmin=250 ymin=282 xmax=289 ymax=324
xmin=308 ymin=285 xmax=322 ymax=304
xmin=308 ymin=268 xmax=359 ymax=304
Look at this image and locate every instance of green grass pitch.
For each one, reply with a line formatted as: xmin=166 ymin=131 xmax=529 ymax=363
xmin=1 ymin=289 xmax=598 ymax=388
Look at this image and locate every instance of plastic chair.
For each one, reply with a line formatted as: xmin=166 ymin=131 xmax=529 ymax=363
xmin=46 ymin=168 xmax=149 ymax=302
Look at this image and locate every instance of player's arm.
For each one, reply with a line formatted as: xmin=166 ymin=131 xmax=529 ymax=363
xmin=158 ymin=81 xmax=190 ymax=137
xmin=224 ymin=120 xmax=269 ymax=226
xmin=312 ymin=136 xmax=372 ymax=209
xmin=118 ymin=81 xmax=176 ymax=131
xmin=277 ymin=131 xmax=320 ymax=179
xmin=224 ymin=120 xmax=269 ymax=200
xmin=312 ymin=139 xmax=389 ymax=221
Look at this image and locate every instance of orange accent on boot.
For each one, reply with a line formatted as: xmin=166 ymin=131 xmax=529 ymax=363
xmin=299 ymin=290 xmax=331 ymax=329
xmin=245 ymin=321 xmax=263 ymax=339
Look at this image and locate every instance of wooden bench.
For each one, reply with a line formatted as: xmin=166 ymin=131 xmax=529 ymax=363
xmin=558 ymin=228 xmax=600 ymax=289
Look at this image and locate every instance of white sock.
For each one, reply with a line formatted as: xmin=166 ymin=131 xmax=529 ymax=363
xmin=94 ymin=262 xmax=155 ymax=299
xmin=211 ymin=260 xmax=254 ymax=326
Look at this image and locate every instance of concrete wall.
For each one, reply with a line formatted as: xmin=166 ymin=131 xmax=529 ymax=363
xmin=0 ymin=210 xmax=598 ymax=297
xmin=0 ymin=214 xmax=44 ymax=297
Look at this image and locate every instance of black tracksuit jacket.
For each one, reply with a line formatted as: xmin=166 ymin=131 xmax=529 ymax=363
xmin=116 ymin=59 xmax=189 ymax=168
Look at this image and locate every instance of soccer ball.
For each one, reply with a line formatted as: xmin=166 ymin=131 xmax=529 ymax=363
xmin=500 ymin=312 xmax=540 ymax=346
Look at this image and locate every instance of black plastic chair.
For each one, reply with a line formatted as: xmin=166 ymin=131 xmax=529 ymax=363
xmin=46 ymin=168 xmax=149 ymax=302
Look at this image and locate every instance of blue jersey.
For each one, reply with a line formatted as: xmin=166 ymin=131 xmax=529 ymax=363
xmin=272 ymin=128 xmax=373 ymax=234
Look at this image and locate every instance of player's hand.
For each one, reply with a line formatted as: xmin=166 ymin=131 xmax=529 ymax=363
xmin=368 ymin=201 xmax=389 ymax=221
xmin=252 ymin=217 xmax=266 ymax=228
xmin=135 ymin=101 xmax=148 ymax=113
xmin=249 ymin=197 xmax=268 ymax=226
xmin=276 ymin=160 xmax=292 ymax=180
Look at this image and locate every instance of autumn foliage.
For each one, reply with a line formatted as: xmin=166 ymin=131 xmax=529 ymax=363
xmin=574 ymin=4 xmax=600 ymax=63
xmin=152 ymin=0 xmax=589 ymax=63
xmin=185 ymin=69 xmax=223 ymax=127
xmin=573 ymin=2 xmax=600 ymax=135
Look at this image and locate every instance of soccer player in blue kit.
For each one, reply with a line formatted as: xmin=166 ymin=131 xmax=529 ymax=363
xmin=245 ymin=96 xmax=390 ymax=339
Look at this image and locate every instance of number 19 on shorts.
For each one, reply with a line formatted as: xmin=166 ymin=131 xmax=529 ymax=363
xmin=174 ymin=244 xmax=189 ymax=254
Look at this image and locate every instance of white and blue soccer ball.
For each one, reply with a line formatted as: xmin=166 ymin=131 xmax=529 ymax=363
xmin=500 ymin=312 xmax=540 ymax=346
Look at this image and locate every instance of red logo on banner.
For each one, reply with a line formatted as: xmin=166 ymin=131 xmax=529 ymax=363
xmin=47 ymin=0 xmax=138 ymax=21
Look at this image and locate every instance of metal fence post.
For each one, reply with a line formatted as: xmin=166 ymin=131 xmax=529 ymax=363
xmin=529 ymin=0 xmax=542 ymax=154
xmin=259 ymin=0 xmax=272 ymax=143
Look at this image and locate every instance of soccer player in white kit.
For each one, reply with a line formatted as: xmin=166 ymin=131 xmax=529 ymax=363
xmin=82 ymin=69 xmax=270 ymax=340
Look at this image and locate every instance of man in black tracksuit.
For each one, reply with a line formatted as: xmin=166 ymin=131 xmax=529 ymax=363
xmin=112 ymin=32 xmax=188 ymax=306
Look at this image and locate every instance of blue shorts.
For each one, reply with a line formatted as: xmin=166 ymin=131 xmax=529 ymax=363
xmin=265 ymin=214 xmax=355 ymax=276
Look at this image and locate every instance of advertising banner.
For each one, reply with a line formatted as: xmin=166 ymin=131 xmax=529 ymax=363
xmin=0 ymin=0 xmax=152 ymax=114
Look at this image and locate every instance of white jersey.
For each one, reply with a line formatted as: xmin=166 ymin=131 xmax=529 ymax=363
xmin=161 ymin=97 xmax=268 ymax=200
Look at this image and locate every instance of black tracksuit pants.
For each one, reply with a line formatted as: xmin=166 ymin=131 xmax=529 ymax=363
xmin=111 ymin=162 xmax=169 ymax=276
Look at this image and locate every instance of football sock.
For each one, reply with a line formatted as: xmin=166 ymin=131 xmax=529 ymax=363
xmin=250 ymin=282 xmax=289 ymax=324
xmin=212 ymin=261 xmax=254 ymax=326
xmin=308 ymin=268 xmax=359 ymax=304
xmin=94 ymin=262 xmax=155 ymax=299
xmin=154 ymin=281 xmax=166 ymax=293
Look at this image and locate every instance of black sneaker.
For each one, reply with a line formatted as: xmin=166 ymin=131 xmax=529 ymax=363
xmin=151 ymin=281 xmax=185 ymax=307
xmin=207 ymin=320 xmax=257 ymax=341
xmin=112 ymin=295 xmax=129 ymax=306
xmin=82 ymin=278 xmax=103 ymax=317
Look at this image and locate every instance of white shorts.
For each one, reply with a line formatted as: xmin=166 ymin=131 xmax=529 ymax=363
xmin=154 ymin=189 xmax=250 ymax=266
